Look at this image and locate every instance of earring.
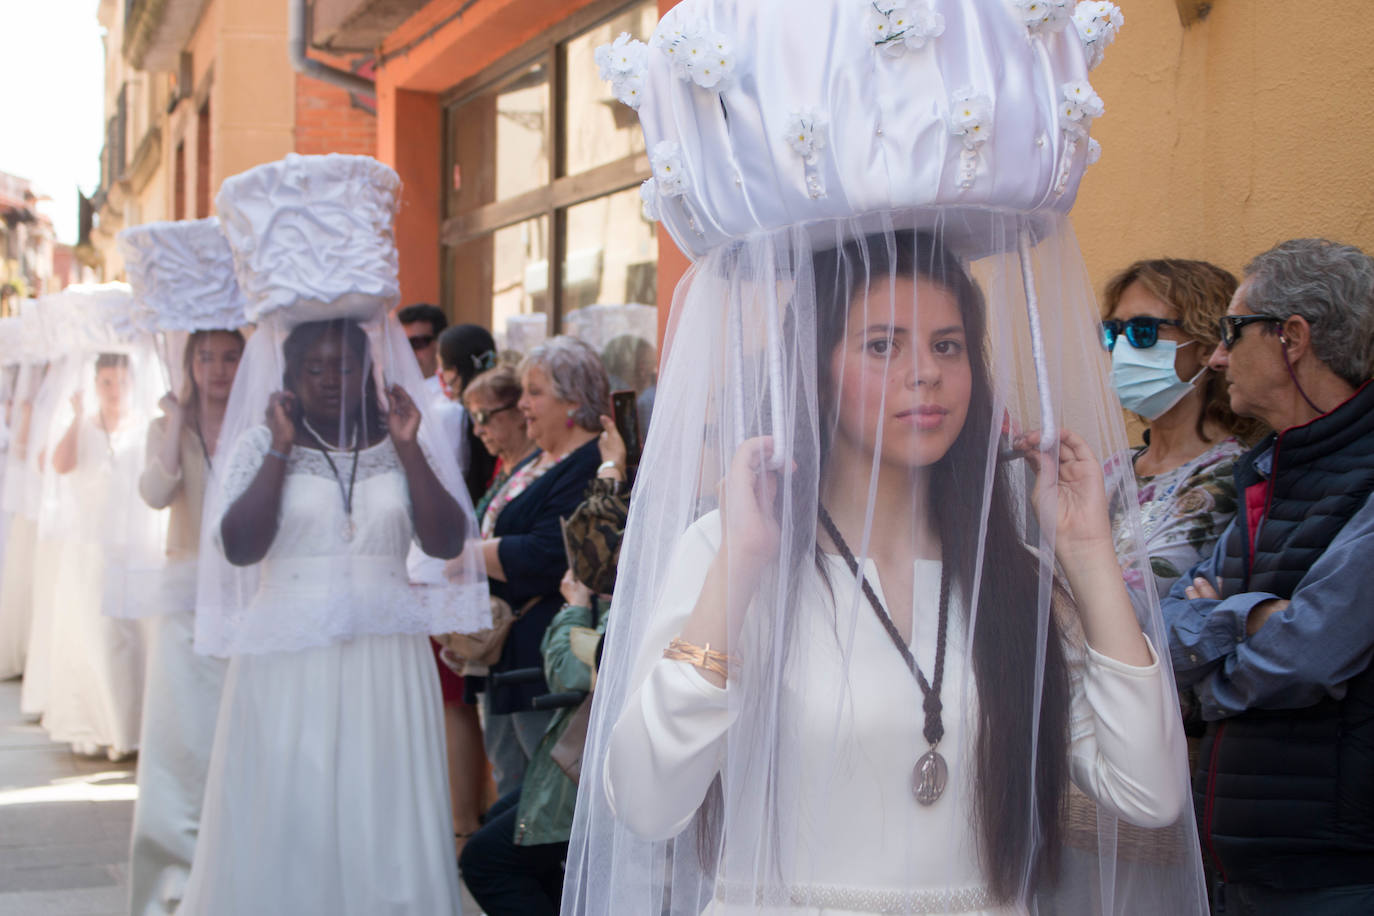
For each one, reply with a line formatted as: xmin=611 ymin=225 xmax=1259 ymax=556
xmin=566 ymin=407 xmax=576 ymax=429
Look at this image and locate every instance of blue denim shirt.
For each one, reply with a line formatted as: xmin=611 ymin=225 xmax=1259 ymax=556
xmin=1162 ymin=446 xmax=1374 ymax=720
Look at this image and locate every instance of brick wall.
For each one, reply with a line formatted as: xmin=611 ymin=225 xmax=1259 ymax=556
xmin=294 ymin=74 xmax=377 ymax=156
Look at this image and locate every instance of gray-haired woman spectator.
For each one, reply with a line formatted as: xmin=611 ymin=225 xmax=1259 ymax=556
xmin=462 ymin=335 xmax=609 ymax=796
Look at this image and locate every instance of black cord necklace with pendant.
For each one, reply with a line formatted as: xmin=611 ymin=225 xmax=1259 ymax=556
xmin=301 ymin=415 xmax=361 ymax=542
xmin=818 ymin=506 xmax=951 ymax=806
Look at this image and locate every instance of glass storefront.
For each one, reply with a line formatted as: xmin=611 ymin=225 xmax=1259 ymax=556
xmin=441 ymin=0 xmax=660 ymax=355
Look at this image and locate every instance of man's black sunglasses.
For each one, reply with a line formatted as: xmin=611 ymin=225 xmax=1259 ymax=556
xmin=1100 ymin=316 xmax=1182 ymax=351
xmin=408 ymin=334 xmax=436 ymax=351
xmin=1217 ymin=315 xmax=1283 ymax=349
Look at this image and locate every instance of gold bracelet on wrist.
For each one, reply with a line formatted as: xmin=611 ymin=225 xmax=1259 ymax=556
xmin=663 ymin=637 xmax=736 ymax=679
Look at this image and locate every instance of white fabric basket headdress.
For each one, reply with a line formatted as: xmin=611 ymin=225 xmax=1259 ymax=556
xmin=117 ymin=218 xmax=249 ymax=333
xmin=196 ymin=153 xmax=489 ymax=658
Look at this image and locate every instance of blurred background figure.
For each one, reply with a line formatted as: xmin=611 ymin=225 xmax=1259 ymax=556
xmin=119 ymin=215 xmax=248 ymax=916
xmin=459 ymin=336 xmax=607 ymax=801
xmin=460 ymin=415 xmax=629 ymax=915
xmin=438 ymin=323 xmax=499 ymax=503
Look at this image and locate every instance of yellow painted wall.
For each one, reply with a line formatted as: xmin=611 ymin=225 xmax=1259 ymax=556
xmin=213 ymin=0 xmax=296 ymax=190
xmin=1073 ymin=0 xmax=1374 ymax=296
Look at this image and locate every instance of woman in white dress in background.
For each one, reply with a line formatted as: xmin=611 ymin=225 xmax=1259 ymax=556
xmin=181 ymin=153 xmax=489 ymax=915
xmin=119 ymin=216 xmax=247 ymax=916
xmin=42 ymin=333 xmax=157 ymax=759
xmin=566 ymin=1 xmax=1208 ymax=913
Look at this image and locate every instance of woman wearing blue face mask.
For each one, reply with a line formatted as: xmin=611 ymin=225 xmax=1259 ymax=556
xmin=1102 ymin=259 xmax=1267 ymax=600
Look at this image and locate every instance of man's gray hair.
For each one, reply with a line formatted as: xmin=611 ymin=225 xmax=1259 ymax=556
xmin=1243 ymin=238 xmax=1374 ymax=385
xmin=520 ymin=334 xmax=611 ymax=430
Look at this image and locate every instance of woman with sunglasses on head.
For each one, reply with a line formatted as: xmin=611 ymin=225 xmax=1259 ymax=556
xmin=1102 ymin=260 xmax=1268 ymax=599
xmin=439 ymin=323 xmax=500 ymax=504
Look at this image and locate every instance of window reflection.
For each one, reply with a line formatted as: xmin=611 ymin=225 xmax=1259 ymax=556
xmin=563 ymin=1 xmax=658 ymax=176
xmin=448 ymin=215 xmax=550 ymax=350
xmin=448 ymin=60 xmax=550 ymax=214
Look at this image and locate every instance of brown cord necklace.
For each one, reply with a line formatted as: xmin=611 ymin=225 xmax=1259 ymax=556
xmin=818 ymin=506 xmax=950 ymax=805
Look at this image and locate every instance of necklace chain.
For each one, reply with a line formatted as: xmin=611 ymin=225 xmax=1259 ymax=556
xmin=299 ymin=415 xmax=361 ymax=524
xmin=817 ymin=507 xmax=950 ymax=749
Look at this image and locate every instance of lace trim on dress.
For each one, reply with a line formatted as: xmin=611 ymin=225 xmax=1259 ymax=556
xmin=220 ymin=425 xmax=409 ymax=507
xmin=714 ymin=879 xmax=996 ymax=914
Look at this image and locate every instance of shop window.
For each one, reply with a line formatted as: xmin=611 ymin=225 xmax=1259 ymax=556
xmin=441 ymin=0 xmax=659 ymax=351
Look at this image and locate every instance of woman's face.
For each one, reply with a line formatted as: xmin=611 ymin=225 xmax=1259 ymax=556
xmin=95 ymin=366 xmax=129 ymax=414
xmin=291 ymin=330 xmax=365 ymax=427
xmin=1108 ymin=281 xmax=1206 ymax=386
xmin=191 ymin=331 xmax=243 ymax=404
xmin=828 ymin=274 xmax=972 ymax=471
xmin=465 ymin=388 xmax=529 ymax=461
xmin=517 ymin=364 xmax=580 ymax=451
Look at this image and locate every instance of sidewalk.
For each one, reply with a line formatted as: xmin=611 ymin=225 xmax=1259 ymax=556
xmin=0 ymin=677 xmax=135 ymax=915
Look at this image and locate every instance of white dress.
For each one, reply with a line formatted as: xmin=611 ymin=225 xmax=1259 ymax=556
xmin=605 ymin=514 xmax=1189 ymax=915
xmin=179 ymin=428 xmax=461 ymax=915
xmin=41 ymin=416 xmax=145 ymax=754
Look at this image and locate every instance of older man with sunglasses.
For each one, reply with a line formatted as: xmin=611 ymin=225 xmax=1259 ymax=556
xmin=1161 ymin=238 xmax=1374 ymax=915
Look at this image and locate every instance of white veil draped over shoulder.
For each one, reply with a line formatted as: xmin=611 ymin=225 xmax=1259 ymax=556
xmin=566 ymin=2 xmax=1207 ymax=914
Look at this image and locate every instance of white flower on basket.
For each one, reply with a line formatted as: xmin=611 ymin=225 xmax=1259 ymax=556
xmin=650 ymin=142 xmax=689 ymax=197
xmin=1065 ymin=80 xmax=1105 ymax=117
xmin=596 ymin=32 xmax=647 ymax=80
xmin=595 ymin=33 xmax=650 ymax=109
xmin=869 ymin=1 xmax=946 ymax=56
xmin=1073 ymin=0 xmax=1124 ymax=69
xmin=1087 ymin=137 xmax=1102 ymax=165
xmin=611 ymin=70 xmax=647 ymax=109
xmin=784 ymin=110 xmax=829 ymax=163
xmin=640 ymin=179 xmax=660 ymax=222
xmin=1059 ymin=79 xmax=1104 ymax=132
xmin=654 ymin=18 xmax=736 ymax=90
xmin=1013 ymin=0 xmax=1072 ymax=33
xmin=949 ymin=89 xmax=993 ymax=149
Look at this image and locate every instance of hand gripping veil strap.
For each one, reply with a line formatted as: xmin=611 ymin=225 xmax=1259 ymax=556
xmin=567 ymin=2 xmax=1207 ymax=915
xmin=195 ymin=153 xmax=490 ymax=658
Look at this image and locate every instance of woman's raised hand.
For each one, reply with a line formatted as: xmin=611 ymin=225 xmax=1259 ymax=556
xmin=718 ymin=436 xmax=785 ymax=567
xmin=1014 ymin=429 xmax=1114 ymax=560
xmin=386 ymin=384 xmax=422 ymax=445
xmin=265 ymin=391 xmax=297 ymax=452
xmin=560 ymin=568 xmax=594 ymax=608
xmin=159 ymin=390 xmax=184 ymax=424
xmin=70 ymin=390 xmax=84 ymax=417
xmin=597 ymin=415 xmax=628 ymax=468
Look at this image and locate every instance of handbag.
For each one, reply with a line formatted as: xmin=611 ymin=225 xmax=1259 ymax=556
xmin=550 ymin=694 xmax=593 ymax=783
xmin=437 ymin=593 xmax=541 ymax=668
xmin=561 ymin=479 xmax=629 ymax=596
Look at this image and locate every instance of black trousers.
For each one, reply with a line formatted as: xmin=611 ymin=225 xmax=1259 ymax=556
xmin=458 ymin=789 xmax=568 ymax=916
xmin=1220 ymin=882 xmax=1374 ymax=916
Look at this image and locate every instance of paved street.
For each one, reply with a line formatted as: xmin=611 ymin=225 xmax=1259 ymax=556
xmin=0 ymin=678 xmax=135 ymax=916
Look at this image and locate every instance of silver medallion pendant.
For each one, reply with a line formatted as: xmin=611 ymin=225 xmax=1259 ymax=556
xmin=912 ymin=748 xmax=948 ymax=806
xmin=341 ymin=518 xmax=356 ymax=542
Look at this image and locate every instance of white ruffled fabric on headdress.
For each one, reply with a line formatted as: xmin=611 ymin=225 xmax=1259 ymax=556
xmin=117 ymin=218 xmax=248 ymax=332
xmin=622 ymin=0 xmax=1116 ymax=260
xmin=216 ymin=153 xmax=402 ymax=326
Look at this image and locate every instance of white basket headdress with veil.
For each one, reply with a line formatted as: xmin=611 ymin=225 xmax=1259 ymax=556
xmin=566 ymin=1 xmax=1206 ymax=914
xmin=195 ymin=153 xmax=489 ymax=657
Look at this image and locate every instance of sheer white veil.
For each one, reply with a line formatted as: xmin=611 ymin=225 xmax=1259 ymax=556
xmin=194 ymin=154 xmax=489 ymax=657
xmin=566 ymin=2 xmax=1207 ymax=914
